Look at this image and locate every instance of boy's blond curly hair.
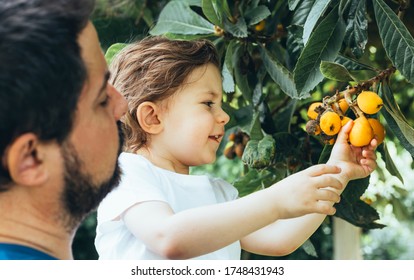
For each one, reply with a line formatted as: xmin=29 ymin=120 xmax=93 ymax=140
xmin=109 ymin=36 xmax=220 ymax=152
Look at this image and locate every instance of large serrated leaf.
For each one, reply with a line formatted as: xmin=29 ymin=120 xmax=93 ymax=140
xmin=293 ymin=5 xmax=346 ymax=96
xmin=259 ymin=46 xmax=300 ymax=98
xmin=302 ymin=0 xmax=332 ymax=45
xmin=373 ymin=0 xmax=414 ymax=84
xmin=320 ymin=61 xmax=356 ymax=82
xmin=150 ymin=1 xmax=214 ymax=35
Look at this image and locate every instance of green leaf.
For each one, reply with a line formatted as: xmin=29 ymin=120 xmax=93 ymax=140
xmin=273 ymin=100 xmax=298 ymax=133
xmin=343 ymin=0 xmax=368 ymax=58
xmin=222 ymin=62 xmax=235 ymax=93
xmin=150 ymin=1 xmax=214 ymax=36
xmin=233 ymin=45 xmax=252 ymax=101
xmin=291 ymin=0 xmax=316 ymax=26
xmin=223 ymin=17 xmax=248 ymax=38
xmin=293 ymin=4 xmax=346 ymax=96
xmin=202 ymin=0 xmax=222 ymax=26
xmin=244 ymin=5 xmax=271 ymax=26
xmin=302 ymin=0 xmax=332 ymax=44
xmin=380 ymin=143 xmax=404 ymax=184
xmin=259 ymin=46 xmax=300 ymax=99
xmin=379 ymin=82 xmax=414 ymax=157
xmin=104 ymin=43 xmax=128 ymax=65
xmin=335 ymin=54 xmax=377 ymax=71
xmin=373 ymin=0 xmax=414 ymax=84
xmin=301 ymin=240 xmax=318 ymax=257
xmin=242 ymin=135 xmax=276 ymax=168
xmin=286 ymin=25 xmax=305 ymax=68
xmin=320 ymin=61 xmax=356 ymax=82
xmin=288 ymin=0 xmax=302 ymax=11
xmin=245 ymin=111 xmax=264 ymax=141
xmin=233 ymin=168 xmax=276 ymax=197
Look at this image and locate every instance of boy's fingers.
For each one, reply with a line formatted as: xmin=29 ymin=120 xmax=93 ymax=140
xmin=307 ymin=164 xmax=341 ymax=176
xmin=317 ymin=189 xmax=341 ymax=203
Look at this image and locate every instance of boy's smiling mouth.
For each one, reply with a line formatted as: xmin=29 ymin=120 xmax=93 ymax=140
xmin=209 ymin=134 xmax=223 ymax=143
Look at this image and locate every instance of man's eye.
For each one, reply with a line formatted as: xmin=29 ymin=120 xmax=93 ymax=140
xmin=100 ymin=94 xmax=110 ymax=107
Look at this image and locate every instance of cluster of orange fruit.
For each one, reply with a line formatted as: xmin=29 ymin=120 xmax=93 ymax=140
xmin=306 ymin=90 xmax=386 ymax=147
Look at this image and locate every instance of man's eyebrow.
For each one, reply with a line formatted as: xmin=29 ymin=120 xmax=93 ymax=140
xmin=97 ymin=71 xmax=110 ymax=97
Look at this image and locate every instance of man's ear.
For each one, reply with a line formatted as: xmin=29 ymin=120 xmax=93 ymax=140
xmin=5 ymin=133 xmax=48 ymax=186
xmin=136 ymin=101 xmax=163 ymax=134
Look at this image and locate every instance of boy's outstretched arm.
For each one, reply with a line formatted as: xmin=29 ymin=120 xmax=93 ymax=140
xmin=123 ymin=164 xmax=343 ymax=259
xmin=240 ymin=120 xmax=378 ymax=256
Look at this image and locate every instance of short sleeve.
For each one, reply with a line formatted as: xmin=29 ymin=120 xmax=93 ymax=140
xmin=97 ymin=153 xmax=168 ymax=225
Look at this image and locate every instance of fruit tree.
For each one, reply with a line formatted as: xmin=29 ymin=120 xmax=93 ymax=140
xmin=73 ymin=0 xmax=414 ymax=259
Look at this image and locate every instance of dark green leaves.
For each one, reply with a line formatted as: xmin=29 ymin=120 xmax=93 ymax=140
xmin=379 ymin=82 xmax=414 ymax=157
xmin=343 ymin=0 xmax=368 ymax=58
xmin=260 ymin=46 xmax=299 ymax=98
xmin=373 ymin=0 xmax=414 ymax=84
xmin=293 ymin=5 xmax=346 ymax=96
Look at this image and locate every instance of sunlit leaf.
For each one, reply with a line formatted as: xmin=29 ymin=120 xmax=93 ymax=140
xmin=104 ymin=43 xmax=128 ymax=65
xmin=302 ymin=0 xmax=332 ymax=45
xmin=373 ymin=0 xmax=414 ymax=84
xmin=288 ymin=0 xmax=302 ymax=11
xmin=222 ymin=62 xmax=235 ymax=93
xmin=202 ymin=0 xmax=222 ymax=26
xmin=293 ymin=5 xmax=346 ymax=96
xmin=320 ymin=61 xmax=356 ymax=82
xmin=150 ymin=1 xmax=214 ymax=35
xmin=291 ymin=0 xmax=316 ymax=26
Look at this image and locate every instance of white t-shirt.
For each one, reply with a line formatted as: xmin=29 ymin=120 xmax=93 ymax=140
xmin=95 ymin=152 xmax=241 ymax=260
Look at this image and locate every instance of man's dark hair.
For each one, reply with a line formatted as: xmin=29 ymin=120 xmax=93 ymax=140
xmin=0 ymin=0 xmax=95 ymax=188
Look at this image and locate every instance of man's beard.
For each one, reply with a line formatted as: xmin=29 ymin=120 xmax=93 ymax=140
xmin=59 ymin=122 xmax=124 ymax=233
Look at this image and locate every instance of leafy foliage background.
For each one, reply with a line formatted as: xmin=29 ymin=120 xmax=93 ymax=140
xmin=73 ymin=0 xmax=414 ymax=259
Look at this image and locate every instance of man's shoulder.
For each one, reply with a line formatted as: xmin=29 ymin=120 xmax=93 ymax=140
xmin=0 ymin=243 xmax=57 ymax=260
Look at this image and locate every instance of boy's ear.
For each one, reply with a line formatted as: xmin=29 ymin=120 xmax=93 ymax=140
xmin=5 ymin=133 xmax=48 ymax=186
xmin=136 ymin=101 xmax=163 ymax=134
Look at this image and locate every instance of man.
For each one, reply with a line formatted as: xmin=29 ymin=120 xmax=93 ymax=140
xmin=0 ymin=0 xmax=127 ymax=259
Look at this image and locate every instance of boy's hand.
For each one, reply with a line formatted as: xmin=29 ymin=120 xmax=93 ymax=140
xmin=274 ymin=164 xmax=343 ymax=217
xmin=327 ymin=120 xmax=378 ymax=184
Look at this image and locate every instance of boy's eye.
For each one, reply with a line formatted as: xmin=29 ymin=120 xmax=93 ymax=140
xmin=203 ymin=101 xmax=215 ymax=107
